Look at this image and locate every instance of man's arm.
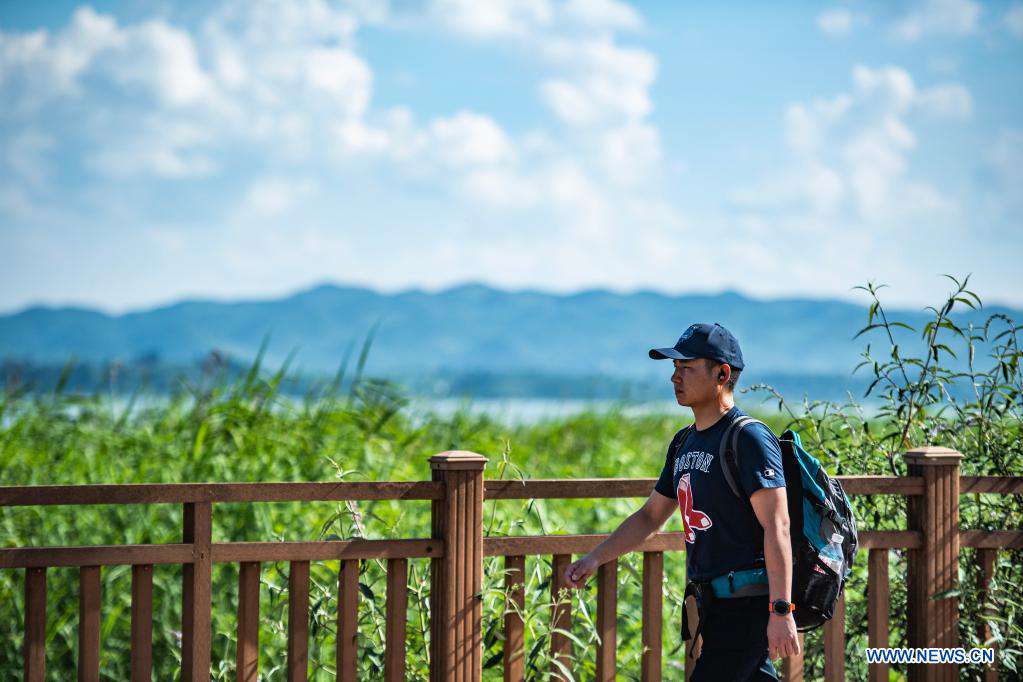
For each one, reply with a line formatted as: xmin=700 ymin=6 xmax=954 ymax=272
xmin=751 ymin=486 xmax=800 ymax=660
xmin=562 ymin=489 xmax=676 ymax=588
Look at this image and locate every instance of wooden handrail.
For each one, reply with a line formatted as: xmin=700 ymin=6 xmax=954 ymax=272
xmin=960 ymin=476 xmax=1023 ymax=494
xmin=960 ymin=530 xmax=1023 ymax=549
xmin=0 ymin=480 xmax=444 ymax=505
xmin=0 ymin=538 xmax=440 ymax=568
xmin=485 ymin=532 xmax=685 ymax=557
xmin=0 ymin=529 xmax=937 ymax=570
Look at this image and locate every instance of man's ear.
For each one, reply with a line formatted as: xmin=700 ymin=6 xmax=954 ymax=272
xmin=718 ymin=363 xmax=731 ymax=386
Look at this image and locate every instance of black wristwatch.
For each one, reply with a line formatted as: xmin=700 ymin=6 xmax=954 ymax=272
xmin=770 ymin=599 xmax=794 ymax=616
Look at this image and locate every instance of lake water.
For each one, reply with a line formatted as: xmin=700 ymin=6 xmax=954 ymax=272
xmin=7 ymin=394 xmax=684 ymax=428
xmin=404 ymin=397 xmax=682 ymax=424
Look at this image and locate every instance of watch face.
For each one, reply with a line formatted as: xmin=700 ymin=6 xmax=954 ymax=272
xmin=772 ymin=599 xmax=789 ymax=614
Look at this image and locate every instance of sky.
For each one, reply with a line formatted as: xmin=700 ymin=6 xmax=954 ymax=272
xmin=1 ymin=0 xmax=1021 ymax=314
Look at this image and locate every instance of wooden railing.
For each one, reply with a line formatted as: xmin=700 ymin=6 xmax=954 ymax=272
xmin=2 ymin=446 xmax=1021 ymax=681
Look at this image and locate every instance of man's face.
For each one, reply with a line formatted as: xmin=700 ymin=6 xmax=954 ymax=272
xmin=670 ymin=358 xmax=719 ymax=406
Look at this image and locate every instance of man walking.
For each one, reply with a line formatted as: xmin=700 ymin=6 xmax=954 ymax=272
xmin=563 ymin=323 xmax=800 ymax=680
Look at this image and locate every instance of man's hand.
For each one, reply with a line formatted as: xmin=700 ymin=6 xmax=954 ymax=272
xmin=767 ymin=612 xmax=800 ymax=660
xmin=563 ymin=554 xmax=600 ymax=589
xmin=561 ymin=490 xmax=676 ymax=590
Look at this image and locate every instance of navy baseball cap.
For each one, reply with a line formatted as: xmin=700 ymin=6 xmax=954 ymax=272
xmin=648 ymin=322 xmax=745 ymax=371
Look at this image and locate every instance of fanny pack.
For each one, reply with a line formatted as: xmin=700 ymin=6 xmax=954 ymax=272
xmin=709 ymin=566 xmax=770 ymax=598
xmin=681 ymin=567 xmax=770 ymax=657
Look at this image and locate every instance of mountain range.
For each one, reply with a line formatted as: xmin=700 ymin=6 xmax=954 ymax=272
xmin=1 ymin=283 xmax=1016 ymax=399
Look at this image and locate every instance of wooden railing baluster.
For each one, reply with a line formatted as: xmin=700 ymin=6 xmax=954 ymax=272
xmin=780 ymin=634 xmax=804 ymax=681
xmin=868 ymin=549 xmax=889 ymax=682
xmin=595 ymin=560 xmax=617 ymax=682
xmin=550 ymin=553 xmax=572 ymax=679
xmin=504 ymin=555 xmax=526 ymax=682
xmin=78 ymin=565 xmax=101 ymax=682
xmin=823 ymin=591 xmax=845 ymax=681
xmin=24 ymin=566 xmax=46 ymax=682
xmin=337 ymin=559 xmax=359 ymax=682
xmin=131 ymin=564 xmax=153 ymax=682
xmin=385 ymin=558 xmax=409 ymax=681
xmin=287 ymin=560 xmax=310 ymax=681
xmin=978 ymin=548 xmax=999 ymax=682
xmin=236 ymin=561 xmax=260 ymax=682
xmin=641 ymin=552 xmax=663 ymax=682
xmin=181 ymin=502 xmax=212 ymax=682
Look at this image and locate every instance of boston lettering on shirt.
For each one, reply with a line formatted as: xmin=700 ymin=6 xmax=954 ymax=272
xmin=653 ymin=406 xmax=786 ymax=582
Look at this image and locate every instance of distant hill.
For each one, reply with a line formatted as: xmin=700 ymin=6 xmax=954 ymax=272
xmin=1 ymin=283 xmax=1016 ymax=398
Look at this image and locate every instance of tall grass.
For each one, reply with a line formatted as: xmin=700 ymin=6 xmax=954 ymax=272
xmin=0 ymin=277 xmax=1019 ymax=680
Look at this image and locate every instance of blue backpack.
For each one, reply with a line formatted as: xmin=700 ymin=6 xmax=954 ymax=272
xmin=720 ymin=419 xmax=859 ymax=631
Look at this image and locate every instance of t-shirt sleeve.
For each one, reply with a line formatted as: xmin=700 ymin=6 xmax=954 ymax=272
xmin=653 ymin=429 xmax=685 ymax=499
xmin=735 ymin=422 xmax=786 ymax=498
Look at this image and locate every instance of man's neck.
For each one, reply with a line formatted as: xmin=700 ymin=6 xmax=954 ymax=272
xmin=690 ymin=395 xmax=735 ymax=431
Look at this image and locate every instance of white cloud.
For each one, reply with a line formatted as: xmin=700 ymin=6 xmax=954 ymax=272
xmin=539 ymin=39 xmax=656 ymax=126
xmin=1005 ymin=4 xmax=1023 ymax=38
xmin=734 ymin=65 xmax=969 ymax=223
xmin=111 ymin=20 xmax=215 ymax=107
xmin=2 ymin=131 xmax=55 ymax=188
xmin=891 ymin=0 xmax=980 ymax=41
xmin=89 ymin=138 xmax=217 ymax=179
xmin=599 ymin=121 xmax=662 ymax=184
xmin=394 ymin=0 xmax=670 ymax=230
xmin=987 ymin=129 xmax=1023 ymax=208
xmin=460 ymin=167 xmax=541 ymax=208
xmin=0 ymin=1 xmax=382 ymax=182
xmin=915 ymin=83 xmax=972 ymax=119
xmin=303 ymin=48 xmax=373 ymax=115
xmin=784 ymin=95 xmax=852 ymax=155
xmin=0 ymin=7 xmax=216 ymax=110
xmin=429 ymin=0 xmax=553 ymax=39
xmin=851 ymin=64 xmax=917 ymax=113
xmin=428 ymin=111 xmax=516 ymax=167
xmin=817 ymin=8 xmax=855 ymax=37
xmin=732 ymin=162 xmax=845 ymax=217
xmin=239 ymin=176 xmax=319 ymax=218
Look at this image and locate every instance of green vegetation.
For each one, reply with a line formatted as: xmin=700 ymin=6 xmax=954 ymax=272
xmin=0 ymin=277 xmax=1019 ymax=680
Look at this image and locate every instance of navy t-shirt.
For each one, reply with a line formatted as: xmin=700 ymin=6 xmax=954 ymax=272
xmin=653 ymin=406 xmax=786 ymax=582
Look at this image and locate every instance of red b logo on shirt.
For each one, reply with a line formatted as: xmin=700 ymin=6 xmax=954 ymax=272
xmin=676 ymin=473 xmax=713 ymax=543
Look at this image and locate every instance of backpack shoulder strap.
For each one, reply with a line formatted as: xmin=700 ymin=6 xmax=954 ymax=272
xmin=719 ymin=416 xmax=768 ymax=499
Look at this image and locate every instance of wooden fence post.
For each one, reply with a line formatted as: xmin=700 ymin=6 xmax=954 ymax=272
xmin=905 ymin=446 xmax=962 ymax=682
xmin=429 ymin=451 xmax=488 ymax=682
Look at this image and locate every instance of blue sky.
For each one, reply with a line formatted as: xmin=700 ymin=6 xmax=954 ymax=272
xmin=1 ymin=0 xmax=1021 ymax=313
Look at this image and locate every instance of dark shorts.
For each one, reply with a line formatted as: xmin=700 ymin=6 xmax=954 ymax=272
xmin=690 ymin=594 xmax=779 ymax=682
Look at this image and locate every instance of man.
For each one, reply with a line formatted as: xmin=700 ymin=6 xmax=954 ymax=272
xmin=562 ymin=322 xmax=800 ymax=680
